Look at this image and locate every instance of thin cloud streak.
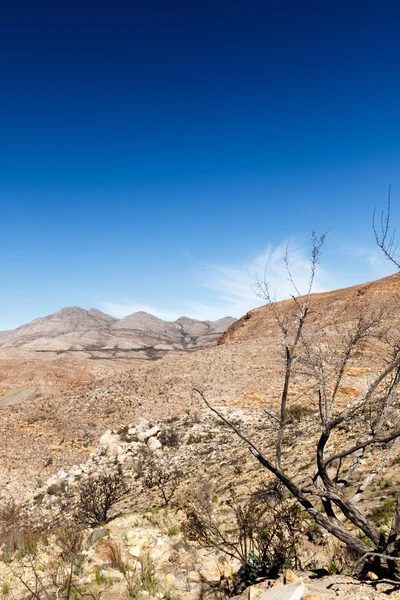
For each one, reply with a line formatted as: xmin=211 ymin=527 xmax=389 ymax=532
xmin=101 ymin=240 xmax=396 ymax=323
xmin=197 ymin=241 xmax=328 ymax=317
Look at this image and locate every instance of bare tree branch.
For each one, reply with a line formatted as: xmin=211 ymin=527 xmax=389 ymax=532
xmin=373 ymin=186 xmax=400 ymax=269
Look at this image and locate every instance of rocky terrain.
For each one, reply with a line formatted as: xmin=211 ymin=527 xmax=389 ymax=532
xmin=1 ymin=413 xmax=400 ymax=599
xmin=0 ymin=307 xmax=235 ymax=355
xmin=2 ymin=273 xmax=400 ymax=599
xmin=2 ymin=273 xmax=400 ymax=500
xmin=0 ymin=308 xmax=236 ymax=406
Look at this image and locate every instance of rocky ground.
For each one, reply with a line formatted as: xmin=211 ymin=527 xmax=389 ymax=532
xmin=2 ymin=274 xmax=400 ymax=598
xmin=1 ymin=414 xmax=400 ymax=599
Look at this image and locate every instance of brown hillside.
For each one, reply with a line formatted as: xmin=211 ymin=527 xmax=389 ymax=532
xmin=220 ymin=272 xmax=400 ymax=344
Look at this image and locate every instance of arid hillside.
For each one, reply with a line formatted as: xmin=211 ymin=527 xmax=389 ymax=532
xmin=1 ymin=273 xmax=400 ymax=502
xmin=220 ymin=272 xmax=400 ymax=344
xmin=0 ymin=308 xmax=236 ymax=405
xmin=2 ymin=274 xmax=400 ymax=600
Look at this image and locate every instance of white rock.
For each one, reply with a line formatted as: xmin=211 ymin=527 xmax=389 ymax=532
xmin=136 ymin=418 xmax=150 ymax=432
xmin=259 ymin=582 xmax=306 ymax=600
xmin=70 ymin=467 xmax=83 ymax=476
xmin=147 ymin=436 xmax=162 ymax=451
xmin=128 ymin=442 xmax=143 ymax=453
xmin=138 ymin=425 xmax=161 ymax=442
xmin=129 ymin=546 xmax=142 ymax=558
xmin=99 ymin=430 xmax=113 ymax=446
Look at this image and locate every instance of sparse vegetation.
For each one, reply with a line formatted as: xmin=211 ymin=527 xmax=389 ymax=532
xmin=99 ymin=539 xmax=161 ymax=598
xmin=369 ymin=499 xmax=396 ymax=527
xmin=141 ymin=453 xmax=183 ymax=506
xmin=182 ymin=481 xmax=303 ymax=590
xmin=158 ymin=425 xmax=180 ymax=447
xmin=47 ymin=481 xmax=67 ymax=496
xmin=196 ymin=227 xmax=400 ymax=577
xmin=75 ymin=469 xmax=129 ymax=526
xmin=0 ymin=582 xmax=10 ymax=596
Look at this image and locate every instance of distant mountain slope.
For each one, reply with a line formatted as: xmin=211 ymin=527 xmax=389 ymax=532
xmin=220 ymin=272 xmax=400 ymax=345
xmin=0 ymin=307 xmax=236 ymax=354
xmin=0 ymin=307 xmax=116 ymax=348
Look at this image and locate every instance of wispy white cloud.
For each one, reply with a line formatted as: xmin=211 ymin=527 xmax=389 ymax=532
xmin=101 ymin=239 xmax=396 ymax=323
xmin=193 ymin=239 xmax=395 ymax=318
xmin=354 ymin=246 xmax=394 ymax=277
xmin=195 ymin=240 xmax=328 ymax=317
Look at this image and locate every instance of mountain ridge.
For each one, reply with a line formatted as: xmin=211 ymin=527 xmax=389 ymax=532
xmin=0 ymin=306 xmax=236 ymax=354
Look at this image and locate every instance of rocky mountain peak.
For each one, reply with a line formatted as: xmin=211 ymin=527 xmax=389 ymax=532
xmin=0 ymin=307 xmax=236 ymax=355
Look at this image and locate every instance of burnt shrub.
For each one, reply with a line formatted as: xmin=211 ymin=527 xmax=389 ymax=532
xmin=75 ymin=470 xmax=129 ymax=527
xmin=181 ymin=481 xmax=304 ymax=591
xmin=141 ymin=453 xmax=183 ymax=506
xmin=158 ymin=426 xmax=179 ymax=448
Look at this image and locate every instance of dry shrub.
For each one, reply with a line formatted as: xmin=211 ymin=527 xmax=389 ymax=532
xmin=99 ymin=539 xmax=159 ymax=598
xmin=0 ymin=504 xmax=45 ymax=559
xmin=100 ymin=538 xmax=124 ymax=568
xmin=55 ymin=523 xmax=83 ymax=560
xmin=158 ymin=426 xmax=179 ymax=447
xmin=182 ymin=481 xmax=304 ymax=590
xmin=0 ymin=527 xmax=43 ymax=560
xmin=75 ymin=469 xmax=129 ymax=526
xmin=325 ymin=537 xmax=360 ymax=575
xmin=0 ymin=501 xmax=19 ymax=524
xmin=141 ymin=453 xmax=183 ymax=506
xmin=2 ymin=524 xmax=88 ymax=599
xmin=286 ymin=404 xmax=314 ymax=423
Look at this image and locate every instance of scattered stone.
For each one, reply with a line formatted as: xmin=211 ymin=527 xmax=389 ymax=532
xmin=147 ymin=436 xmax=162 ymax=451
xmin=88 ymin=527 xmax=110 ymax=546
xmin=365 ymin=571 xmax=379 ymax=581
xmin=129 ymin=546 xmax=142 ymax=558
xmin=138 ymin=425 xmax=161 ymax=442
xmin=284 ymin=570 xmax=300 ymax=584
xmin=259 ymin=582 xmax=305 ymax=600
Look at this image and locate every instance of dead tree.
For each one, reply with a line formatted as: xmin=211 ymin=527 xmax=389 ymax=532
xmin=195 ymin=231 xmax=400 ymax=574
xmin=373 ymin=186 xmax=400 ymax=269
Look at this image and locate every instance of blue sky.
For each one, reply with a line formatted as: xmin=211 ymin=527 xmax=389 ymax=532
xmin=1 ymin=0 xmax=400 ymax=329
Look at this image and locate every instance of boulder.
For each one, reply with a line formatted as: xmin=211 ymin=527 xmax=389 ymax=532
xmin=259 ymin=582 xmax=305 ymax=600
xmin=147 ymin=436 xmax=162 ymax=452
xmin=99 ymin=430 xmax=121 ymax=455
xmin=138 ymin=425 xmax=161 ymax=442
xmin=88 ymin=527 xmax=110 ymax=546
xmin=136 ymin=418 xmax=150 ymax=432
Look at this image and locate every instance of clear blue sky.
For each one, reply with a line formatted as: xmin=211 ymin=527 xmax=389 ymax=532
xmin=1 ymin=0 xmax=400 ymax=329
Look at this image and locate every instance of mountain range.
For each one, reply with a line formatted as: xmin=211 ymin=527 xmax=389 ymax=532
xmin=0 ymin=307 xmax=236 ymax=355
